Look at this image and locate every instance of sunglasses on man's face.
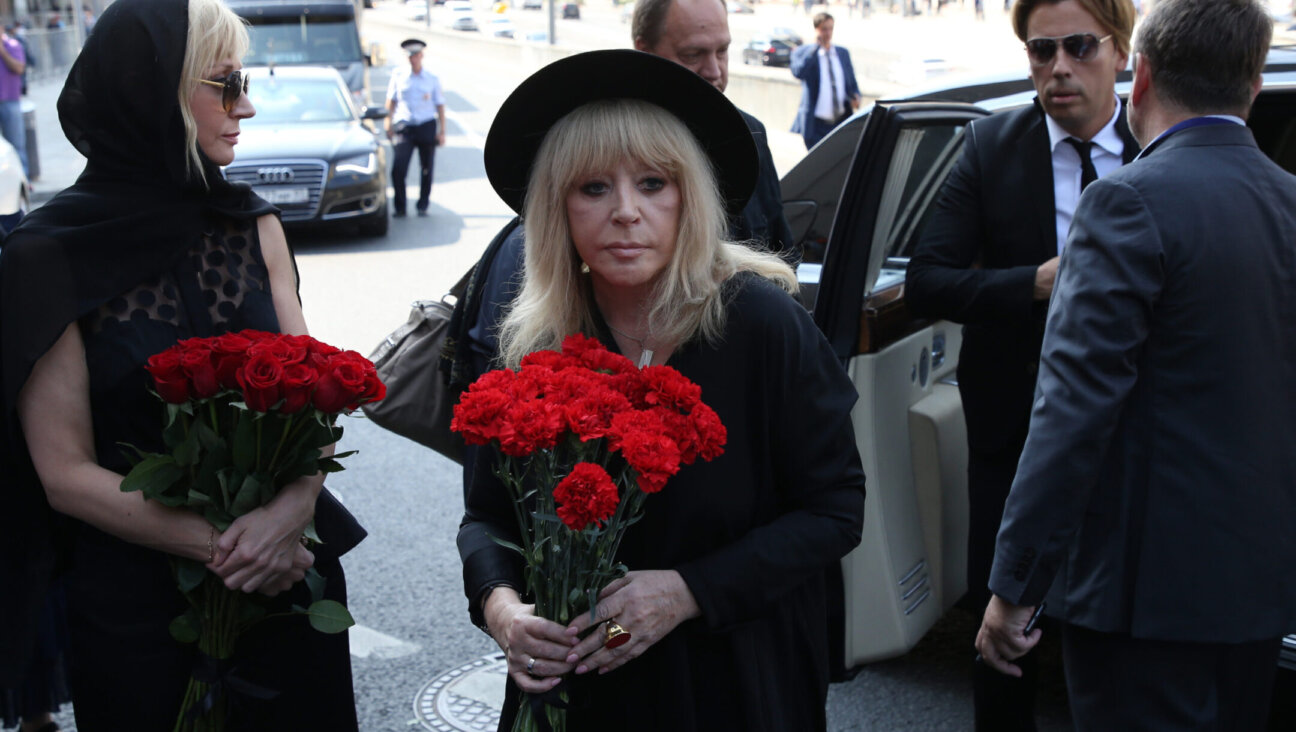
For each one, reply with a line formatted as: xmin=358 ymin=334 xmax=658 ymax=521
xmin=195 ymin=70 xmax=249 ymax=112
xmin=1024 ymin=33 xmax=1112 ymax=66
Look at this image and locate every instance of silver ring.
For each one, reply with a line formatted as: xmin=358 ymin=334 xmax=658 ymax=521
xmin=526 ymin=657 xmax=537 ymax=675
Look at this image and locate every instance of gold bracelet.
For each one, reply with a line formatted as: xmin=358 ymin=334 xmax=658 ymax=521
xmin=206 ymin=526 xmax=215 ymax=564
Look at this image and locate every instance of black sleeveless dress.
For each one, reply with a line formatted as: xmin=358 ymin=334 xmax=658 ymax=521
xmin=66 ymin=215 xmax=364 ymax=732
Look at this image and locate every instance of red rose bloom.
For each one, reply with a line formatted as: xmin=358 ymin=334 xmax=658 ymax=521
xmin=179 ymin=345 xmax=220 ymax=399
xmin=553 ymin=462 xmax=620 ymax=531
xmin=249 ymin=334 xmax=309 ymax=365
xmin=237 ymin=352 xmax=284 ymax=412
xmin=313 ymin=353 xmax=369 ymax=413
xmin=145 ymin=348 xmax=190 ymax=404
xmin=211 ymin=332 xmax=255 ymax=390
xmin=280 ymin=362 xmax=319 ymax=414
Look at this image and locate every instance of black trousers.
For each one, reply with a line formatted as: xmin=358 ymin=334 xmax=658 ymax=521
xmin=391 ymin=119 xmax=438 ymax=213
xmin=968 ymin=437 xmax=1038 ymax=731
xmin=1062 ymin=623 xmax=1281 ymax=731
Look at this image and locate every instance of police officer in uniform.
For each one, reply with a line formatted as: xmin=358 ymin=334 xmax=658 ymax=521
xmin=386 ymin=39 xmax=446 ymax=217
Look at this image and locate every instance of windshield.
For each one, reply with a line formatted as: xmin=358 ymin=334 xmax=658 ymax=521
xmin=245 ymin=77 xmax=355 ymax=125
xmin=244 ymin=17 xmax=362 ymax=65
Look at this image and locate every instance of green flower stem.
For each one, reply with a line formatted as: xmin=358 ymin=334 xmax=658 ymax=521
xmin=267 ymin=414 xmax=294 ymax=471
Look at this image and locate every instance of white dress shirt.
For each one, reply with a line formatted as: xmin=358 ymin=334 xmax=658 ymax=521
xmin=813 ymin=46 xmax=848 ymax=123
xmin=1045 ymin=95 xmax=1125 ymax=252
xmin=386 ymin=67 xmax=445 ymax=126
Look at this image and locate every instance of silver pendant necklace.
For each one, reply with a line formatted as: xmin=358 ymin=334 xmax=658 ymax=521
xmin=607 ymin=323 xmax=654 ymax=368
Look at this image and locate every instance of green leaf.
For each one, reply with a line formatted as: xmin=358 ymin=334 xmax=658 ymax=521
xmin=316 ymin=458 xmax=345 ymax=474
xmin=330 ymin=450 xmax=358 ymax=460
xmin=303 ymin=567 xmax=326 ymax=603
xmin=305 ymin=599 xmax=354 ymax=633
xmin=186 ymin=487 xmax=212 ymax=507
xmin=119 ymin=455 xmax=184 ymax=498
xmin=169 ymin=609 xmax=200 ymax=644
xmin=173 ymin=422 xmax=203 ymax=468
xmin=488 ymin=536 xmax=526 ymax=556
xmin=175 ymin=558 xmax=208 ymax=593
xmin=230 ymin=474 xmax=266 ymax=516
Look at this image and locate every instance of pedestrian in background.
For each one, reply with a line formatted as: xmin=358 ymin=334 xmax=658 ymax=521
xmin=385 ymin=38 xmax=446 ymax=217
xmin=0 ymin=24 xmax=27 ymax=176
xmin=0 ymin=0 xmax=364 ymax=727
xmin=977 ymin=0 xmax=1296 ymax=728
xmin=790 ymin=12 xmax=860 ymax=149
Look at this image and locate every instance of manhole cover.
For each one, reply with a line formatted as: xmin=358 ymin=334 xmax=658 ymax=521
xmin=413 ymin=652 xmax=507 ymax=731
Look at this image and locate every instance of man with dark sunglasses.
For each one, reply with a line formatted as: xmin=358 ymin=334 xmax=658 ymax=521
xmin=978 ymin=0 xmax=1296 ymax=728
xmin=906 ymin=0 xmax=1137 ymax=729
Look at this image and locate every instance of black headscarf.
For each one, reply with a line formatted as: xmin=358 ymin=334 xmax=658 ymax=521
xmin=0 ymin=0 xmax=273 ymax=682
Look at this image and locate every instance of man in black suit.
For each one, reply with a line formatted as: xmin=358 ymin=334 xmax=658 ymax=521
xmin=906 ymin=0 xmax=1136 ymax=728
xmin=976 ymin=0 xmax=1296 ymax=728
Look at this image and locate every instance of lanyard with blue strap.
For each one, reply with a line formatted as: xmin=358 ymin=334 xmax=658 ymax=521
xmin=1133 ymin=116 xmax=1240 ymax=161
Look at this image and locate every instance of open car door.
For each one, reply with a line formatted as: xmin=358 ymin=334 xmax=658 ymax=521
xmin=811 ymin=101 xmax=989 ymax=667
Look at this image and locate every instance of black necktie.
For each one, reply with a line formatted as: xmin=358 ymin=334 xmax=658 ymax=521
xmin=1065 ymin=137 xmax=1098 ymax=191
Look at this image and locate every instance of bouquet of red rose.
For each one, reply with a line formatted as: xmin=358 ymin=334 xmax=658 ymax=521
xmin=451 ymin=334 xmax=726 ymax=732
xmin=119 ymin=329 xmax=385 ymax=732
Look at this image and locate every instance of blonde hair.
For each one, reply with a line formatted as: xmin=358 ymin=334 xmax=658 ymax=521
xmin=498 ymin=99 xmax=796 ymax=368
xmin=178 ymin=0 xmax=250 ymax=185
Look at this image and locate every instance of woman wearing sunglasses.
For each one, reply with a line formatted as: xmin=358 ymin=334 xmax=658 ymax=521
xmin=0 ymin=0 xmax=363 ymax=729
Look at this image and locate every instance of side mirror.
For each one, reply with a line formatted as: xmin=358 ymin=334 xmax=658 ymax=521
xmin=362 ymin=106 xmax=390 ymax=120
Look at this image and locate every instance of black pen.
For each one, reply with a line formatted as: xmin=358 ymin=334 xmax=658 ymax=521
xmin=974 ymin=601 xmax=1047 ymax=663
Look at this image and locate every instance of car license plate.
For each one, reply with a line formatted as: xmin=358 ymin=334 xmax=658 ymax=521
xmin=254 ymin=187 xmax=309 ymax=205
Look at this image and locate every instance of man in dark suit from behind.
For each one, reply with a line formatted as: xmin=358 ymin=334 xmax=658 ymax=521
xmin=905 ymin=0 xmax=1137 ymax=728
xmin=976 ymin=0 xmax=1296 ymax=728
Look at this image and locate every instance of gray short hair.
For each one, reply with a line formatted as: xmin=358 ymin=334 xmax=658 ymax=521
xmin=1135 ymin=0 xmax=1270 ymax=116
xmin=631 ymin=0 xmax=726 ymax=49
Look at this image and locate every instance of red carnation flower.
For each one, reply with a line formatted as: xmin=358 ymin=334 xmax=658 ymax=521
xmin=452 ymin=389 xmax=513 ymax=445
xmin=640 ymin=365 xmax=702 ymax=411
xmin=497 ymin=398 xmax=565 ymax=457
xmin=553 ymin=462 xmax=620 ymax=531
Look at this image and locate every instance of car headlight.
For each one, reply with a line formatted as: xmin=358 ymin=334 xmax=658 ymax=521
xmin=333 ymin=152 xmax=377 ymax=177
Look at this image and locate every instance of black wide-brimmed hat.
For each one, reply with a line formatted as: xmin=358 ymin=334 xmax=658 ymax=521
xmin=484 ymin=49 xmax=758 ymax=217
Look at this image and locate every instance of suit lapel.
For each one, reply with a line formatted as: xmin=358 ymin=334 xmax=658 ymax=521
xmin=1022 ymin=102 xmax=1058 ymax=257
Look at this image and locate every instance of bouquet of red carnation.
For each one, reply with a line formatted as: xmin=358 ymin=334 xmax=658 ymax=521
xmin=451 ymin=334 xmax=726 ymax=732
xmin=120 ymin=329 xmax=385 ymax=732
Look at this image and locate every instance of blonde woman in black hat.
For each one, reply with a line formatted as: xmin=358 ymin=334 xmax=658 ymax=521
xmin=458 ymin=49 xmax=866 ymax=732
xmin=385 ymin=38 xmax=446 ymax=217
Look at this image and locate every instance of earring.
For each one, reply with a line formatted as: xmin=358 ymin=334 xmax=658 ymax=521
xmin=580 ymin=262 xmax=591 ymax=274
